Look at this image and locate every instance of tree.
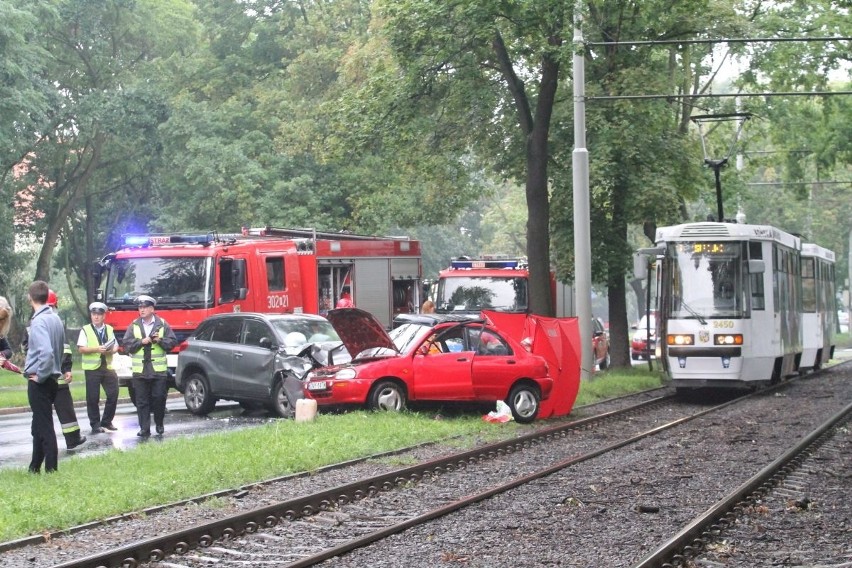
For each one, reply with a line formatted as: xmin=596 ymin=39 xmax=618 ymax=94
xmin=0 ymin=1 xmax=58 ymax=293
xmin=369 ymin=0 xmax=568 ymax=316
xmin=8 ymin=0 xmax=195 ymax=302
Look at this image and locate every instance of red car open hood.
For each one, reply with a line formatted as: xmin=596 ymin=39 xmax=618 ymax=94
xmin=326 ymin=308 xmax=397 ymax=358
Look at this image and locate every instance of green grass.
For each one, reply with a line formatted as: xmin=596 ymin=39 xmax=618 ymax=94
xmin=0 ymin=369 xmax=131 ymax=409
xmin=574 ymin=367 xmax=666 ymax=405
xmin=0 ymin=412 xmax=504 ymax=541
xmin=0 ymin=367 xmax=665 ymax=542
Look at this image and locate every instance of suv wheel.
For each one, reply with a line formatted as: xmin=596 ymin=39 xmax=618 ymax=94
xmin=269 ymin=379 xmax=296 ymax=418
xmin=183 ymin=372 xmax=216 ymax=416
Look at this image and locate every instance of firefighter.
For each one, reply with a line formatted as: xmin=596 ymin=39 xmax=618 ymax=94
xmin=121 ymin=295 xmax=177 ymax=437
xmin=46 ymin=290 xmax=87 ymax=450
xmin=77 ymin=301 xmax=120 ymax=434
xmin=335 ymin=286 xmax=354 ymax=308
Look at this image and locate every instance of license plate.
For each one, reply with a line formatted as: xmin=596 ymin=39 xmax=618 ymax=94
xmin=307 ymin=381 xmax=328 ymax=391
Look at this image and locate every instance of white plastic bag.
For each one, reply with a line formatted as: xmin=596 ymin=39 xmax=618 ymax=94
xmin=483 ymin=400 xmax=514 ymax=423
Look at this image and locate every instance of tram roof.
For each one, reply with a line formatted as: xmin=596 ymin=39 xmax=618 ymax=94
xmin=802 ymin=242 xmax=836 ymax=262
xmin=655 ymin=222 xmax=801 ymax=249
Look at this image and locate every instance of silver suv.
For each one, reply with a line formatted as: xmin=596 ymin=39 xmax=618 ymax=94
xmin=174 ymin=312 xmax=347 ymax=417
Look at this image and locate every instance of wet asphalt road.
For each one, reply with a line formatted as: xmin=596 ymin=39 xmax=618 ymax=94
xmin=0 ymin=396 xmax=277 ymax=471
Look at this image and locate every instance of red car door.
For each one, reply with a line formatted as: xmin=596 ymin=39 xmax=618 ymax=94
xmin=411 ymin=328 xmax=475 ymax=400
xmin=468 ymin=328 xmax=521 ymax=400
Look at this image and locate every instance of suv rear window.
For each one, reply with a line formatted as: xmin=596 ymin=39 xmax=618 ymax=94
xmin=197 ymin=318 xmax=244 ymax=344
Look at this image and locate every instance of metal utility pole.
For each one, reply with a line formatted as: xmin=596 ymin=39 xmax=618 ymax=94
xmin=573 ymin=1 xmax=593 ymax=380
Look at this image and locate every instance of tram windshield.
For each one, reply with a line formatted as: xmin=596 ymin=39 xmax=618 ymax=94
xmin=667 ymin=242 xmax=746 ymax=318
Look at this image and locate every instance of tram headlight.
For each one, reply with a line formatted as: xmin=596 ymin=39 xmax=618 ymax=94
xmin=667 ymin=334 xmax=694 ymax=346
xmin=714 ymin=334 xmax=743 ymax=345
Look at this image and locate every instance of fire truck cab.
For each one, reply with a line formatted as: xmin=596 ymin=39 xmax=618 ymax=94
xmin=434 ymin=255 xmax=573 ymax=317
xmin=94 ymin=227 xmax=422 ymax=388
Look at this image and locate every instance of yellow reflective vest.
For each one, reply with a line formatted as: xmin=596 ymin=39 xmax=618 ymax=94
xmin=131 ymin=321 xmax=167 ymax=374
xmin=80 ymin=324 xmax=115 ymax=371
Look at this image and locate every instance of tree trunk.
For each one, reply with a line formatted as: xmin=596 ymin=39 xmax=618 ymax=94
xmin=525 ymin=53 xmax=560 ymax=317
xmin=608 ymin=276 xmax=631 ymax=368
xmin=493 ymin=31 xmax=561 ymax=317
xmin=33 ymin=132 xmax=104 ymax=282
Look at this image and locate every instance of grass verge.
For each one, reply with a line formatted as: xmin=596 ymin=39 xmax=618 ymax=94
xmin=0 ymin=367 xmax=666 ymax=542
xmin=0 ymin=370 xmax=91 ymax=409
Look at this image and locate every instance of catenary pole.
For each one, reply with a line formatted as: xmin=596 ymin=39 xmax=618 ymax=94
xmin=573 ymin=1 xmax=593 ymax=380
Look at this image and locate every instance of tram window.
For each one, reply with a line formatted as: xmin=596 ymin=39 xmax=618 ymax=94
xmin=749 ymin=242 xmax=762 ymax=260
xmin=751 ymin=273 xmax=765 ymax=310
xmin=802 ymin=258 xmax=816 ymax=312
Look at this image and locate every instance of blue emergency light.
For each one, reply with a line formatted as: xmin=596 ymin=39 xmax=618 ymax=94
xmin=450 ymin=257 xmax=523 ymax=270
xmin=123 ymin=233 xmax=216 ymax=247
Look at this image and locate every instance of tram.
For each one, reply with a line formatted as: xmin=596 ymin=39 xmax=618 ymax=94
xmin=644 ymin=221 xmax=835 ymax=390
xmin=799 ymin=243 xmax=837 ymax=370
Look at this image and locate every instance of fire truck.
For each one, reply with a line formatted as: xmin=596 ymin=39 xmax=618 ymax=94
xmin=433 ymin=255 xmax=573 ymax=316
xmin=94 ymin=227 xmax=422 ymax=391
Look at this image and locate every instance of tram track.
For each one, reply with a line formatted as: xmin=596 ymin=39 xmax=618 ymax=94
xmin=43 ymin=384 xmax=778 ymax=568
xmin=248 ymin=369 xmax=849 ymax=568
xmin=633 ymin=399 xmax=852 ymax=568
xmin=3 ymin=374 xmax=849 ymax=568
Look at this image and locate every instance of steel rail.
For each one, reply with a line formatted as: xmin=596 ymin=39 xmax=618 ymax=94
xmin=632 ymin=400 xmax=852 ymax=568
xmin=50 ymin=395 xmax=677 ymax=568
xmin=280 ymin=389 xmax=765 ymax=567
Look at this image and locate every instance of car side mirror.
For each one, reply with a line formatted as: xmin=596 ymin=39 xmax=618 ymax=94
xmin=259 ymin=337 xmax=273 ymax=349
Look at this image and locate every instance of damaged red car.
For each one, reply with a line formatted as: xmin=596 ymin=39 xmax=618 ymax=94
xmin=304 ymin=309 xmax=553 ymax=423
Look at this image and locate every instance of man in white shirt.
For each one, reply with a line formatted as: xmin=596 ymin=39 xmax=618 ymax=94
xmin=77 ymin=302 xmax=120 ymax=434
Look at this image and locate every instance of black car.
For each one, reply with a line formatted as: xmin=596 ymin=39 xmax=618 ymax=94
xmin=174 ymin=313 xmax=348 ymax=417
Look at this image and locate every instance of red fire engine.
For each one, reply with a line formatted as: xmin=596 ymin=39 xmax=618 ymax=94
xmin=94 ymin=227 xmax=422 ymax=387
xmin=434 ymin=255 xmax=573 ymax=317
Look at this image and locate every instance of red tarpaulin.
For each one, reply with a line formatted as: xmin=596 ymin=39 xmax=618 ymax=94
xmin=483 ymin=311 xmax=581 ymax=419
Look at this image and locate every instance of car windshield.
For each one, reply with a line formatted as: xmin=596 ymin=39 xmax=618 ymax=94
xmin=635 ymin=315 xmax=656 ymax=336
xmin=389 ymin=323 xmax=435 ymax=354
xmin=435 ymin=276 xmax=528 ymax=313
xmin=103 ymin=257 xmax=213 ymax=308
xmin=270 ymin=319 xmax=341 ymax=344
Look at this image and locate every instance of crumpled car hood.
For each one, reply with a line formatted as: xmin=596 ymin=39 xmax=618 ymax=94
xmin=326 ymin=307 xmax=397 ymax=358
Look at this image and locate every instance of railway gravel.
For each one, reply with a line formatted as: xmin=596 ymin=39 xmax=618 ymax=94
xmin=2 ymin=370 xmax=850 ymax=567
xmin=323 ymin=367 xmax=852 ymax=568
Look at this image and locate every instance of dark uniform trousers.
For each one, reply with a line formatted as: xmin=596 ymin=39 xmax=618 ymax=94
xmin=54 ymin=382 xmax=84 ymax=447
xmin=28 ymin=377 xmax=59 ymax=473
xmin=132 ymin=377 xmax=167 ymax=433
xmin=85 ymin=360 xmax=119 ymax=428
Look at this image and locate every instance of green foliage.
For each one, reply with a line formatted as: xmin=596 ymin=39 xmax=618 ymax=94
xmin=1 ymin=0 xmax=848 ymax=333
